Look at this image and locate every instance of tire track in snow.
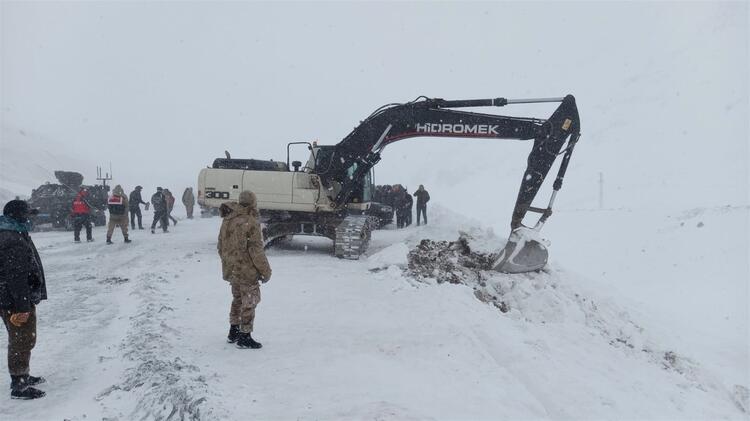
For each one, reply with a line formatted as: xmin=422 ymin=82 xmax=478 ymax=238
xmin=96 ymin=269 xmax=218 ymax=420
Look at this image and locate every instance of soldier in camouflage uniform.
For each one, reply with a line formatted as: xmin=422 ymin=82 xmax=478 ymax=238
xmin=106 ymin=185 xmax=131 ymax=244
xmin=217 ymin=191 xmax=272 ymax=349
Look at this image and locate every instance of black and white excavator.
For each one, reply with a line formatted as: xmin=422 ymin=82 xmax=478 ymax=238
xmin=198 ymin=95 xmax=581 ymax=273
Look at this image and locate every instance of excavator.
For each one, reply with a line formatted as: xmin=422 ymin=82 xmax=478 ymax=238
xmin=197 ymin=95 xmax=581 ymax=273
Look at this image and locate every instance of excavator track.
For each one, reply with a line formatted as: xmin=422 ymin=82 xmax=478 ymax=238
xmin=334 ymin=215 xmax=374 ymax=259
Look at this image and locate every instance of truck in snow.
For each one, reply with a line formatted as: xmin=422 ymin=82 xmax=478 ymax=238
xmin=28 ymin=170 xmax=109 ymax=230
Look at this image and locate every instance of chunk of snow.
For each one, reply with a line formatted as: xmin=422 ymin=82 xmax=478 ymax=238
xmin=367 ymin=243 xmax=409 ymax=270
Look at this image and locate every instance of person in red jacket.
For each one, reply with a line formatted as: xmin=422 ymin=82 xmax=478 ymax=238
xmin=71 ymin=188 xmax=93 ymax=242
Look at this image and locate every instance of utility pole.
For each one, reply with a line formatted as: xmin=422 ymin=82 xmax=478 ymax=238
xmin=96 ymin=163 xmax=113 ymax=188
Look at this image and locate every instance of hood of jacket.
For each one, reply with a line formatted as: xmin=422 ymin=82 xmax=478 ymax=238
xmin=113 ymin=185 xmax=125 ymax=196
xmin=0 ymin=215 xmax=30 ymax=233
xmin=219 ymin=201 xmax=258 ymax=220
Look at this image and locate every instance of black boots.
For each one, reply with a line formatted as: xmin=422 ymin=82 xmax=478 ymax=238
xmin=26 ymin=375 xmax=45 ymax=386
xmin=124 ymin=236 xmax=131 ymax=243
xmin=10 ymin=375 xmax=46 ymax=400
xmin=228 ymin=325 xmax=262 ymax=348
xmin=227 ymin=325 xmax=239 ymax=343
xmin=236 ymin=332 xmax=262 ymax=349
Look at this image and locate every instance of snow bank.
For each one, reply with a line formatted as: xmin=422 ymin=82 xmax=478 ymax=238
xmin=401 ymin=219 xmax=748 ymax=418
xmin=367 ymin=242 xmax=409 ymax=271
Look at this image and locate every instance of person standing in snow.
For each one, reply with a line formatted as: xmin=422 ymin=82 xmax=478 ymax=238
xmin=182 ymin=187 xmax=195 ymax=219
xmin=0 ymin=200 xmax=47 ymax=400
xmin=413 ymin=185 xmax=430 ymax=226
xmin=70 ymin=187 xmax=93 ymax=242
xmin=403 ymin=188 xmax=413 ymax=227
xmin=217 ymin=191 xmax=272 ymax=349
xmin=150 ymin=187 xmax=169 ymax=234
xmin=164 ymin=189 xmax=178 ymax=227
xmin=106 ymin=185 xmax=131 ymax=244
xmin=128 ymin=186 xmax=147 ymax=230
xmin=392 ymin=185 xmax=405 ymax=228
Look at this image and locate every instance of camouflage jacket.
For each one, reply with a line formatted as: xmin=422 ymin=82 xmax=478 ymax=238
xmin=217 ymin=202 xmax=271 ymax=284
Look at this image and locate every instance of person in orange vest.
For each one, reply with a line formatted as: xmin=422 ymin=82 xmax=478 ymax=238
xmin=71 ymin=188 xmax=93 ymax=242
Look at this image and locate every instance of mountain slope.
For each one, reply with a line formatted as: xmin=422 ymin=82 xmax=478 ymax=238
xmin=0 ymin=126 xmax=95 ymax=203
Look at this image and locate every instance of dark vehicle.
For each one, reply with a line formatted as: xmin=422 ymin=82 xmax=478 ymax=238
xmin=28 ymin=171 xmax=109 ymax=230
xmin=365 ymin=202 xmax=393 ymax=228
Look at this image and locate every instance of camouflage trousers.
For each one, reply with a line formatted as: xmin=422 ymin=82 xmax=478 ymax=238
xmin=107 ymin=214 xmax=129 ymax=239
xmin=229 ymin=282 xmax=261 ymax=333
xmin=1 ymin=307 xmax=37 ymax=376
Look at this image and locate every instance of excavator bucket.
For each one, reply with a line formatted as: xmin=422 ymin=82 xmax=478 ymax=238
xmin=493 ymin=227 xmax=549 ymax=273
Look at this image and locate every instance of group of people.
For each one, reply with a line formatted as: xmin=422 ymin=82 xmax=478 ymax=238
xmin=70 ymin=186 xmax=196 ymax=244
xmin=0 ymin=189 xmax=269 ymax=399
xmin=374 ymin=184 xmax=431 ymax=228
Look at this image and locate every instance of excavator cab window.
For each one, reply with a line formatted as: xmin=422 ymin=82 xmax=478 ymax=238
xmin=346 ymin=163 xmax=358 ymax=180
xmin=362 ymin=170 xmax=373 ymax=202
xmin=346 ymin=165 xmax=373 ymax=203
xmin=312 ymin=146 xmax=334 ymax=174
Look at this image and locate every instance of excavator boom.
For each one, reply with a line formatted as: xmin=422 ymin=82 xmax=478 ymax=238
xmin=318 ymin=94 xmax=581 ymax=273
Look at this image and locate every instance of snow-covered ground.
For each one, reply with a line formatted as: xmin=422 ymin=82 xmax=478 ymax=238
xmin=1 ymin=2 xmax=747 ymax=419
xmin=1 ymin=207 xmax=746 ymax=420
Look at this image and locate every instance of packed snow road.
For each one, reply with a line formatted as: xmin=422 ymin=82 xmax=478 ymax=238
xmin=0 ymin=211 xmax=747 ymax=420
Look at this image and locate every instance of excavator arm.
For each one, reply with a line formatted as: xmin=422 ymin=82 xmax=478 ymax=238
xmin=322 ymin=95 xmax=579 ymax=222
xmin=316 ymin=95 xmax=581 ymax=273
xmin=316 ymin=95 xmax=580 ymax=273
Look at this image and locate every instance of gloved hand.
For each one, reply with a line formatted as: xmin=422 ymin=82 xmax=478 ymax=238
xmin=9 ymin=312 xmax=30 ymax=327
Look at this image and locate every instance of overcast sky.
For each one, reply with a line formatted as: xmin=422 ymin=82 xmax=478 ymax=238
xmin=1 ymin=2 xmax=747 ymax=225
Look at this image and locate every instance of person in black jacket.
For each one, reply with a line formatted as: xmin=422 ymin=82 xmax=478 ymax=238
xmin=150 ymin=187 xmax=169 ymax=234
xmin=403 ymin=188 xmax=413 ymax=227
xmin=129 ymin=186 xmax=148 ymax=230
xmin=0 ymin=200 xmax=47 ymax=400
xmin=413 ymin=185 xmax=430 ymax=226
xmin=392 ymin=185 xmax=406 ymax=228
